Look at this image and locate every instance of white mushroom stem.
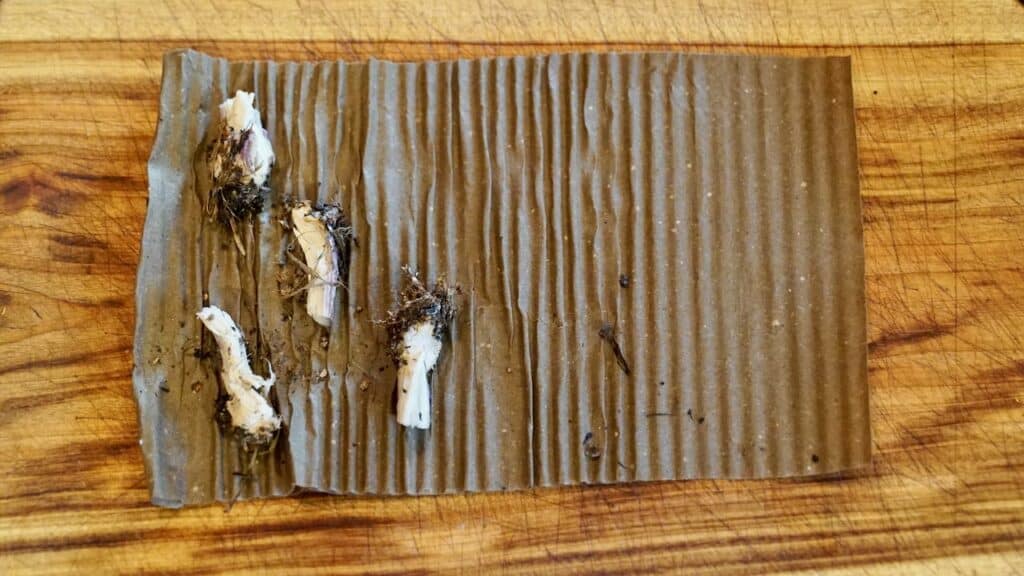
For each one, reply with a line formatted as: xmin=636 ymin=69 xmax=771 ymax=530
xmin=396 ymin=320 xmax=442 ymax=430
xmin=290 ymin=203 xmax=339 ymax=327
xmin=196 ymin=306 xmax=281 ymax=440
xmin=216 ymin=90 xmax=275 ymax=188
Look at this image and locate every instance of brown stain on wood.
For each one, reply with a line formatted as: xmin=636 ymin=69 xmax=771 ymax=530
xmin=1 ymin=5 xmax=1024 ymax=574
xmin=1 ymin=180 xmax=31 ymax=213
xmin=36 ymin=186 xmax=87 ymax=218
xmin=2 ymin=176 xmax=91 ymax=218
xmin=47 ymin=232 xmax=115 ymax=266
xmin=48 ymin=243 xmax=103 ymax=264
xmin=978 ymin=359 xmax=1024 ymax=385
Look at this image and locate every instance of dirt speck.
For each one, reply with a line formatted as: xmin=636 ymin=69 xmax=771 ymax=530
xmin=582 ymin=431 xmax=602 ymax=460
xmin=598 ymin=322 xmax=631 ymax=375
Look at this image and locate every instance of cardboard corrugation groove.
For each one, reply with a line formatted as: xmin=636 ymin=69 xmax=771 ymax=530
xmin=643 ymin=55 xmax=666 ymax=480
xmin=733 ymin=55 xmax=756 ymax=476
xmin=602 ymin=53 xmax=631 ymax=483
xmin=315 ymin=61 xmax=359 ymax=495
xmin=744 ymin=58 xmax=769 ymax=477
xmin=762 ymin=59 xmax=790 ymax=474
xmin=264 ymin=59 xmax=308 ymax=488
xmin=135 ymin=50 xmax=870 ymax=507
xmin=775 ymin=59 xmax=797 ymax=474
xmin=810 ymin=60 xmax=835 ymax=469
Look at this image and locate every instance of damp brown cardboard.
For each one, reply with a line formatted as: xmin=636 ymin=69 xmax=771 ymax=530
xmin=134 ymin=50 xmax=870 ymax=508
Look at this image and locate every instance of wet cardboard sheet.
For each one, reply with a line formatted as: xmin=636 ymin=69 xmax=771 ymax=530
xmin=134 ymin=49 xmax=870 ymax=508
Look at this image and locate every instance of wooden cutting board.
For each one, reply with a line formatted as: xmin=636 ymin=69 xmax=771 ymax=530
xmin=1 ymin=1 xmax=1022 ymax=573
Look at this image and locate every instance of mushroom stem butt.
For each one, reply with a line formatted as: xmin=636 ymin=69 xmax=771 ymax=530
xmin=196 ymin=306 xmax=281 ymax=441
xmin=395 ymin=321 xmax=441 ymax=430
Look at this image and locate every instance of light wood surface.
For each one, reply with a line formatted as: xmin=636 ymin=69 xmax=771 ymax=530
xmin=2 ymin=1 xmax=1023 ymax=574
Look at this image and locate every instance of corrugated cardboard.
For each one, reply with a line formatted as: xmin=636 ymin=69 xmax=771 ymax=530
xmin=134 ymin=50 xmax=870 ymax=508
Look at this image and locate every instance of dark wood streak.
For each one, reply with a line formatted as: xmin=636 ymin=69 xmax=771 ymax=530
xmin=0 ymin=346 xmax=129 ymax=378
xmin=0 ymin=386 xmax=112 ymax=426
xmin=498 ymin=516 xmax=1024 ymax=573
xmin=867 ymin=322 xmax=954 ymax=357
xmin=36 ymin=189 xmax=88 ymax=218
xmin=194 ymin=536 xmax=421 ymax=568
xmin=48 ymin=242 xmax=107 ymax=264
xmin=207 ymin=513 xmax=393 ymax=538
xmin=977 ymin=359 xmax=1024 ymax=385
xmin=11 ymin=439 xmax=138 ymax=478
xmin=1 ymin=179 xmax=31 ymax=213
xmin=941 ymin=359 xmax=1024 ymax=421
xmin=861 ymin=194 xmax=958 ymax=208
xmin=0 ymin=291 xmax=131 ymax=313
xmin=0 ymin=532 xmax=144 ymax=556
xmin=95 ymin=295 xmax=129 ymax=307
xmin=55 ymin=171 xmax=136 ymax=185
xmin=889 ymin=355 xmax=1024 ymax=457
xmin=0 ymin=493 xmax=154 ymax=518
xmin=49 ymin=233 xmax=110 ymax=249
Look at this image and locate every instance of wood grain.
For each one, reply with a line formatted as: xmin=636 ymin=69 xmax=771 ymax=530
xmin=1 ymin=0 xmax=1023 ymax=45
xmin=2 ymin=1 xmax=1024 ymax=573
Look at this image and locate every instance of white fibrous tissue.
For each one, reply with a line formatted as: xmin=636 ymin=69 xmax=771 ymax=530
xmin=290 ymin=202 xmax=339 ymax=327
xmin=196 ymin=305 xmax=281 ymax=441
xmin=213 ymin=90 xmax=275 ymax=189
xmin=396 ymin=321 xmax=442 ymax=430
